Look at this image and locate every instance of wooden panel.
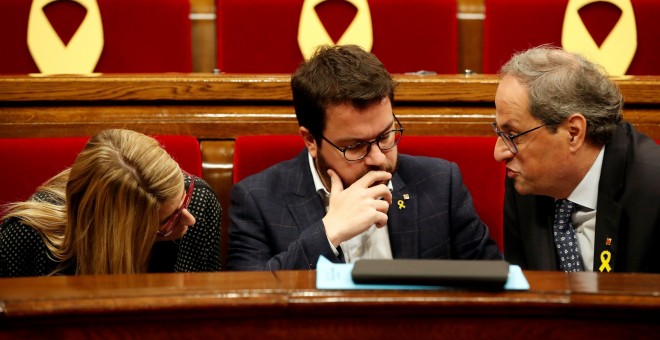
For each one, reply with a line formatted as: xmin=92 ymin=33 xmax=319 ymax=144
xmin=200 ymin=140 xmax=235 ymax=270
xmin=2 ymin=74 xmax=660 ymax=104
xmin=458 ymin=0 xmax=485 ymax=73
xmin=190 ymin=0 xmax=217 ymax=73
xmin=0 ymin=270 xmax=659 ymax=338
xmin=1 ymin=74 xmax=659 ymax=139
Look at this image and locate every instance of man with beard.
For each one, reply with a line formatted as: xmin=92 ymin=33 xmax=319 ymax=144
xmin=227 ymin=45 xmax=502 ymax=271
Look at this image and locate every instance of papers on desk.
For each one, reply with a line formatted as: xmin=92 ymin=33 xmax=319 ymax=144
xmin=316 ymin=256 xmax=530 ymax=291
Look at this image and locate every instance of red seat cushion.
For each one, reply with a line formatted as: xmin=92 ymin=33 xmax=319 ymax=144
xmin=0 ymin=0 xmax=191 ymax=74
xmin=217 ymin=0 xmax=457 ymax=74
xmin=233 ymin=135 xmax=505 ymax=250
xmin=483 ymin=0 xmax=660 ymax=75
xmin=0 ymin=135 xmax=202 ymax=215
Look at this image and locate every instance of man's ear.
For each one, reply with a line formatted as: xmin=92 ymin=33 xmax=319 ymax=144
xmin=566 ymin=113 xmax=588 ymax=151
xmin=299 ymin=126 xmax=318 ymax=158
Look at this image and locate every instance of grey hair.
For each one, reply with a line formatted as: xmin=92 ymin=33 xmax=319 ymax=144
xmin=499 ymin=45 xmax=623 ymax=145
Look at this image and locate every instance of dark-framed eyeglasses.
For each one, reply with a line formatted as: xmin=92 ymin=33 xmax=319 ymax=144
xmin=492 ymin=122 xmax=547 ymax=154
xmin=321 ymin=114 xmax=404 ymax=162
xmin=157 ymin=172 xmax=196 ymax=237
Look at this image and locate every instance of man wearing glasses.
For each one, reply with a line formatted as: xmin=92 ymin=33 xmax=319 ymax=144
xmin=493 ymin=46 xmax=660 ymax=273
xmin=227 ymin=45 xmax=502 ymax=271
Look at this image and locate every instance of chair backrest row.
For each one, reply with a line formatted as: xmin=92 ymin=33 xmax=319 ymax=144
xmin=3 ymin=0 xmax=659 ymax=75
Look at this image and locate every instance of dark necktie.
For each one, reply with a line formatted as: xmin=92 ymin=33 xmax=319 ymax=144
xmin=553 ymin=199 xmax=583 ymax=272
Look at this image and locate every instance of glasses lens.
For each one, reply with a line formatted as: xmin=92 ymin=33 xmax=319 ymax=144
xmin=157 ymin=175 xmax=195 ymax=236
xmin=502 ymin=136 xmax=517 ymax=154
xmin=493 ymin=123 xmax=517 ymax=154
xmin=344 ymin=142 xmax=369 ymax=161
xmin=378 ymin=130 xmax=402 ymax=150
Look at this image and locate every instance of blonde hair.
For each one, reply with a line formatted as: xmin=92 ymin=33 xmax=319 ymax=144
xmin=4 ymin=129 xmax=183 ymax=275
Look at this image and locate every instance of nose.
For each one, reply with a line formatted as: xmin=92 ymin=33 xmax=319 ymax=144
xmin=180 ymin=209 xmax=196 ymax=227
xmin=493 ymin=138 xmax=514 ymax=162
xmin=363 ymin=143 xmax=387 ymax=166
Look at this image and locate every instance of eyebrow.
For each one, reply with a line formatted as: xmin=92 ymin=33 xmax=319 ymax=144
xmin=498 ymin=118 xmax=520 ymax=132
xmin=337 ymin=118 xmax=396 ymax=145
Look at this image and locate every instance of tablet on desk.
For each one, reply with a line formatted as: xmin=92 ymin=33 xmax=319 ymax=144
xmin=351 ymin=259 xmax=510 ymax=290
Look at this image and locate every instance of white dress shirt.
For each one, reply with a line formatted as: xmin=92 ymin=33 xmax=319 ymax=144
xmin=308 ymin=153 xmax=393 ymax=263
xmin=565 ymin=146 xmax=605 ymax=271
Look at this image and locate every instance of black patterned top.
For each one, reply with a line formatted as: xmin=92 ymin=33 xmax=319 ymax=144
xmin=0 ymin=174 xmax=222 ymax=277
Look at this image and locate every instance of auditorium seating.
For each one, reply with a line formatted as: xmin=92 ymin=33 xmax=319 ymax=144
xmin=233 ymin=135 xmax=505 ymax=250
xmin=0 ymin=0 xmax=192 ymax=74
xmin=483 ymin=0 xmax=660 ymax=75
xmin=0 ymin=135 xmax=202 ymax=216
xmin=217 ymin=0 xmax=457 ymax=74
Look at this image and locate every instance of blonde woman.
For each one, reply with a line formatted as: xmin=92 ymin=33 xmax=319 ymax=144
xmin=0 ymin=129 xmax=221 ymax=276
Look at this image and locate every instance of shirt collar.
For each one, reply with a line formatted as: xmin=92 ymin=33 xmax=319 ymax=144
xmin=567 ymin=146 xmax=604 ymax=210
xmin=307 ymin=153 xmax=393 ymax=200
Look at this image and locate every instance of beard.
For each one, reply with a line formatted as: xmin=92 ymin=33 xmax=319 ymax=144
xmin=315 ymin=148 xmax=398 ymax=190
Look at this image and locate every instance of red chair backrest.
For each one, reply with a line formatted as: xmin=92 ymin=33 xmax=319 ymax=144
xmin=217 ymin=0 xmax=457 ymax=74
xmin=483 ymin=0 xmax=660 ymax=75
xmin=233 ymin=135 xmax=505 ymax=249
xmin=0 ymin=0 xmax=191 ymax=74
xmin=0 ymin=135 xmax=202 ymax=214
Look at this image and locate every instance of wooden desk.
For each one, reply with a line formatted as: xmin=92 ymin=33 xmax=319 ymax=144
xmin=1 ymin=270 xmax=659 ymax=338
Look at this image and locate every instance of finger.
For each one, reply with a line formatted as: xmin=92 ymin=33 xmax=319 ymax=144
xmin=374 ymin=199 xmax=390 ymax=214
xmin=327 ymin=169 xmax=344 ymax=194
xmin=368 ymin=184 xmax=393 ymax=204
xmin=357 ymin=170 xmax=392 ymax=188
xmin=374 ymin=212 xmax=389 ymax=228
xmin=158 ymin=225 xmax=188 ymax=241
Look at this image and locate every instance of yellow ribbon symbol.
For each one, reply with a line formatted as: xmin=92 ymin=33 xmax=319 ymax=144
xmin=297 ymin=0 xmax=373 ymax=60
xmin=27 ymin=0 xmax=104 ymax=74
xmin=561 ymin=0 xmax=637 ymax=76
xmin=599 ymin=250 xmax=612 ymax=272
xmin=397 ymin=200 xmax=405 ymax=210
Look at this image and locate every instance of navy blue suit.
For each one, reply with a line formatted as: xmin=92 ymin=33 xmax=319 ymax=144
xmin=228 ymin=151 xmax=502 ymax=270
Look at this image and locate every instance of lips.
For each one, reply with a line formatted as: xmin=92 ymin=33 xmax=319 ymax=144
xmin=506 ymin=167 xmax=519 ymax=179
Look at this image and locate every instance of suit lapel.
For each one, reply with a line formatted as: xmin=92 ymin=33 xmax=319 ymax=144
xmin=593 ymin=196 xmax=621 ymax=272
xmin=387 ymin=171 xmax=419 ymax=258
xmin=284 ymin=151 xmax=326 ymax=229
xmin=533 ymin=196 xmax=560 ymax=270
xmin=593 ymin=126 xmax=628 ymax=272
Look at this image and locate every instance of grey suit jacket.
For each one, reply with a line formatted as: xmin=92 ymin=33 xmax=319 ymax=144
xmin=228 ymin=151 xmax=502 ymax=270
xmin=504 ymin=122 xmax=660 ymax=273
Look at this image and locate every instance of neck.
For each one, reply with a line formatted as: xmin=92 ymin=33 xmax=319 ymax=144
xmin=554 ymin=141 xmax=602 ymax=199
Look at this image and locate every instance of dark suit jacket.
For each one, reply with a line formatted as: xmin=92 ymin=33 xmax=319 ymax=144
xmin=504 ymin=122 xmax=660 ymax=273
xmin=228 ymin=151 xmax=502 ymax=270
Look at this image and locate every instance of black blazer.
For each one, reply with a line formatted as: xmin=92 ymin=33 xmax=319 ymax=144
xmin=228 ymin=150 xmax=502 ymax=271
xmin=504 ymin=122 xmax=660 ymax=273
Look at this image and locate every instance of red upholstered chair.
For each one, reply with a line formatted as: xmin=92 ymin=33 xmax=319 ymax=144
xmin=483 ymin=0 xmax=660 ymax=75
xmin=0 ymin=135 xmax=202 ymax=216
xmin=0 ymin=0 xmax=191 ymax=74
xmin=232 ymin=135 xmax=505 ymax=250
xmin=217 ymin=0 xmax=457 ymax=74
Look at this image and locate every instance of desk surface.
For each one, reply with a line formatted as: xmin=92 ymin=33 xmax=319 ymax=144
xmin=1 ymin=270 xmax=659 ymax=338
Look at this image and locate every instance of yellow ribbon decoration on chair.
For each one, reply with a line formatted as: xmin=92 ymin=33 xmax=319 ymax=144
xmin=298 ymin=0 xmax=373 ymax=60
xmin=561 ymin=0 xmax=637 ymax=76
xmin=27 ymin=0 xmax=104 ymax=74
